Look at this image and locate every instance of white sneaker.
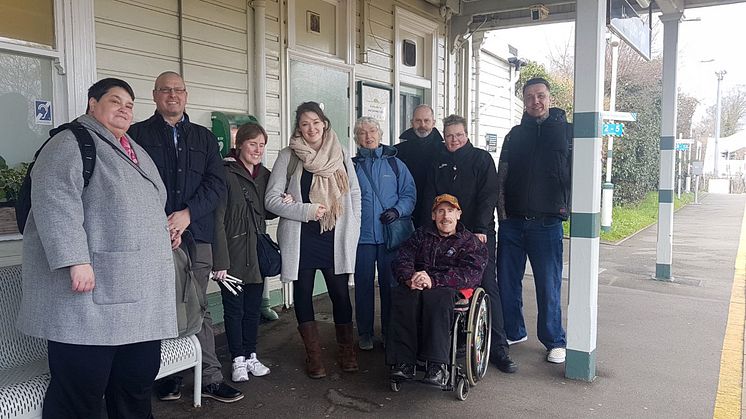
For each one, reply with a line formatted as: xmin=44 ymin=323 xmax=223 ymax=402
xmin=246 ymin=353 xmax=270 ymax=376
xmin=232 ymin=356 xmax=249 ymax=382
xmin=547 ymin=347 xmax=566 ymax=364
xmin=507 ymin=336 xmax=528 ymax=345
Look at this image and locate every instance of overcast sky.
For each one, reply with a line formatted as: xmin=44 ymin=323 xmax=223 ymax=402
xmin=485 ymin=3 xmax=745 ymax=123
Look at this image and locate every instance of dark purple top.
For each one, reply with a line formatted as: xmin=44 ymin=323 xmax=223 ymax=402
xmin=393 ymin=222 xmax=487 ymax=289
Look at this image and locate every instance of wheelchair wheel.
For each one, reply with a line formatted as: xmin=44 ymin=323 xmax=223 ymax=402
xmin=390 ymin=380 xmax=401 ymax=392
xmin=465 ymin=288 xmax=492 ymax=386
xmin=456 ymin=377 xmax=469 ymax=401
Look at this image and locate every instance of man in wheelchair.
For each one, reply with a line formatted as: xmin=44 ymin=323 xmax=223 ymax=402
xmin=386 ymin=194 xmax=488 ymax=386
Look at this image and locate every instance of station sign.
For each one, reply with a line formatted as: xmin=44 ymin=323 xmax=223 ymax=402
xmin=603 ymin=123 xmax=624 ymax=137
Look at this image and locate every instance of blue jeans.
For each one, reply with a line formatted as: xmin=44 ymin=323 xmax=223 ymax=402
xmin=354 ymin=243 xmax=396 ymax=337
xmin=497 ymin=217 xmax=566 ymax=350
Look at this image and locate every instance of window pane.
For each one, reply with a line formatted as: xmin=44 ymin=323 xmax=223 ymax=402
xmin=0 ymin=51 xmax=53 ymax=167
xmin=0 ymin=1 xmax=55 ymax=47
xmin=289 ymin=60 xmax=350 ymax=148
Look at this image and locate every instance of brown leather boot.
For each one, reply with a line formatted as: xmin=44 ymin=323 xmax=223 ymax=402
xmin=335 ymin=323 xmax=359 ymax=372
xmin=298 ymin=321 xmax=326 ymax=379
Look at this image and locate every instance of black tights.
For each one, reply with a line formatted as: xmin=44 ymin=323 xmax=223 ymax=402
xmin=294 ymin=268 xmax=352 ymax=324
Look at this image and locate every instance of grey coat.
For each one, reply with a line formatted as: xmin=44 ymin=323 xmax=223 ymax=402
xmin=265 ymin=147 xmax=361 ymax=283
xmin=17 ymin=114 xmax=177 ymax=346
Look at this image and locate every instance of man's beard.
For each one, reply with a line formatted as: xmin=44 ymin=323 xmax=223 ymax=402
xmin=414 ymin=128 xmax=431 ymax=138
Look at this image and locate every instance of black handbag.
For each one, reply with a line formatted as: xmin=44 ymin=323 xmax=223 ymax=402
xmin=382 ymin=215 xmax=415 ymax=251
xmin=242 ymin=185 xmax=282 ymax=278
xmin=358 ymin=161 xmax=415 ymax=251
xmin=255 ymin=232 xmax=282 ymax=277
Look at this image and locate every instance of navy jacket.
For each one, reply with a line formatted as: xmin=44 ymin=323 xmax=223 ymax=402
xmin=352 ymin=145 xmax=416 ymax=245
xmin=395 ymin=128 xmax=443 ymax=227
xmin=498 ymin=107 xmax=572 ymax=219
xmin=129 ymin=112 xmax=226 ymax=243
xmin=419 ymin=141 xmax=498 ymax=235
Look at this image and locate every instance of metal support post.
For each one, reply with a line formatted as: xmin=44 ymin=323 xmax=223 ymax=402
xmin=601 ymin=36 xmax=619 ymax=233
xmin=565 ymin=0 xmax=605 ymax=382
xmin=655 ymin=13 xmax=682 ymax=281
xmin=714 ymin=70 xmax=726 ymax=177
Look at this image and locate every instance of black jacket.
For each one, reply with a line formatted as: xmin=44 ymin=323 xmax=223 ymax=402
xmin=212 ymin=161 xmax=275 ymax=284
xmin=419 ymin=141 xmax=498 ymax=235
xmin=497 ymin=107 xmax=572 ymax=220
xmin=129 ymin=112 xmax=226 ymax=243
xmin=395 ymin=127 xmax=444 ymax=227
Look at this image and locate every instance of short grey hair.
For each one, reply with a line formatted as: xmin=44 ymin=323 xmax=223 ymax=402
xmin=443 ymin=114 xmax=468 ymax=135
xmin=411 ymin=104 xmax=435 ymax=120
xmin=354 ymin=116 xmax=382 ymax=136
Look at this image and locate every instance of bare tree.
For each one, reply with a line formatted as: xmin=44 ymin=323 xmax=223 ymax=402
xmin=694 ymin=86 xmax=746 ymax=140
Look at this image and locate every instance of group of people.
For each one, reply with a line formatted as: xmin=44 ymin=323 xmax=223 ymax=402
xmin=16 ymin=71 xmax=572 ymax=418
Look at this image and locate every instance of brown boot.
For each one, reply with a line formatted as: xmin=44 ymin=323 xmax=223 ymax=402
xmin=335 ymin=323 xmax=359 ymax=372
xmin=298 ymin=321 xmax=326 ymax=379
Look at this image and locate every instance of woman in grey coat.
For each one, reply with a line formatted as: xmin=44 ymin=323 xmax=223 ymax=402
xmin=265 ymin=101 xmax=361 ymax=379
xmin=17 ymin=78 xmax=177 ymax=418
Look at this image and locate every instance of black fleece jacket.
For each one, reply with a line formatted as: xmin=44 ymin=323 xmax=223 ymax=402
xmin=419 ymin=141 xmax=498 ymax=235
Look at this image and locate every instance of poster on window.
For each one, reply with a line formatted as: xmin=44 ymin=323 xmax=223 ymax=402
xmin=357 ymin=82 xmax=392 ymax=145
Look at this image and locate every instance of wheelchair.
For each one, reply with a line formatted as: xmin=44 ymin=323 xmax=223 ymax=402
xmin=389 ymin=287 xmax=492 ymax=401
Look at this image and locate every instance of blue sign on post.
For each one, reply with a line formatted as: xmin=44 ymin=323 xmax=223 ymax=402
xmin=602 ymin=122 xmax=624 ymax=137
xmin=675 ymin=143 xmax=690 ymax=151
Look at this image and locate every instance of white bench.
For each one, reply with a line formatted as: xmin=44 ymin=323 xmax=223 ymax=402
xmin=157 ymin=335 xmax=202 ymax=407
xmin=0 ymin=265 xmax=48 ymax=419
xmin=0 ymin=265 xmax=202 ymax=418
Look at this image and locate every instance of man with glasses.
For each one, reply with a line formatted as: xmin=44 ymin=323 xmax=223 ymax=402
xmin=129 ymin=72 xmax=242 ymax=403
xmin=419 ymin=114 xmax=517 ymax=374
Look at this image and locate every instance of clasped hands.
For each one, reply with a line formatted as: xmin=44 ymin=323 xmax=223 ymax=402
xmin=406 ymin=271 xmax=432 ymax=290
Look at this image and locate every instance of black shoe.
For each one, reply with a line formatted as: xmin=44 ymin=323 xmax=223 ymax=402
xmin=421 ymin=363 xmax=449 ymax=387
xmin=202 ymin=382 xmax=244 ymax=403
xmin=390 ymin=363 xmax=415 ymax=380
xmin=156 ymin=376 xmax=182 ymax=401
xmin=492 ymin=355 xmax=518 ymax=374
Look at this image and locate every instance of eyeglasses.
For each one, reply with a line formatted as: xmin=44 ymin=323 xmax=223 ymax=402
xmin=445 ymin=132 xmax=467 ymax=141
xmin=155 ymin=87 xmax=187 ymax=95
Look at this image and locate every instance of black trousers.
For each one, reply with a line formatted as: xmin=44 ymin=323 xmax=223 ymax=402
xmin=221 ymin=280 xmax=264 ymax=359
xmin=43 ymin=339 xmax=161 ymax=419
xmin=294 ymin=267 xmax=352 ymax=324
xmin=480 ymin=233 xmax=510 ymax=358
xmin=385 ymin=286 xmax=456 ymax=365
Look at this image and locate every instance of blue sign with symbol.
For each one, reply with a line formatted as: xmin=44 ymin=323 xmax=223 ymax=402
xmin=675 ymin=143 xmax=689 ymax=151
xmin=35 ymin=100 xmax=53 ymax=125
xmin=603 ymin=123 xmax=624 ymax=137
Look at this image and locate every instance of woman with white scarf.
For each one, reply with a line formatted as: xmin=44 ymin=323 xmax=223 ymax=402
xmin=265 ymin=102 xmax=361 ymax=379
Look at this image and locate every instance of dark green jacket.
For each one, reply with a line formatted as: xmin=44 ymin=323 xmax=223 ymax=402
xmin=212 ymin=160 xmax=275 ymax=284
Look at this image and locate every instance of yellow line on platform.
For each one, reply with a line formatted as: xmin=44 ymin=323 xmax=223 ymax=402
xmin=714 ymin=204 xmax=746 ymax=419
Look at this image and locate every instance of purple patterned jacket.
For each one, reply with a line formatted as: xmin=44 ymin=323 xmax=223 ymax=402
xmin=393 ymin=222 xmax=488 ymax=289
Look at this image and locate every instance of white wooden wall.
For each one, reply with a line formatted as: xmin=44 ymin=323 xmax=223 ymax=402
xmin=354 ymin=0 xmax=446 ymax=125
xmin=471 ymin=48 xmax=516 ymax=154
xmin=95 ymin=0 xmax=251 ymax=128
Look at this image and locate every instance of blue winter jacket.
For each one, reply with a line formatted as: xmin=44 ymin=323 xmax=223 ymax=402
xmin=353 ymin=145 xmax=416 ymax=245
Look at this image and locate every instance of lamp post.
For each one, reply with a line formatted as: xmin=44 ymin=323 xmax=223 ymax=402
xmin=714 ymin=70 xmax=726 ymax=177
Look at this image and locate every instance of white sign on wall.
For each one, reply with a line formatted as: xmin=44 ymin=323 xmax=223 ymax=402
xmin=358 ymin=82 xmax=392 ymax=145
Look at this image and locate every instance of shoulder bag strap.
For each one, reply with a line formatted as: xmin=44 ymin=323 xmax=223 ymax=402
xmin=240 ymin=183 xmax=262 ymax=234
xmin=358 ymin=160 xmax=386 ymax=209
